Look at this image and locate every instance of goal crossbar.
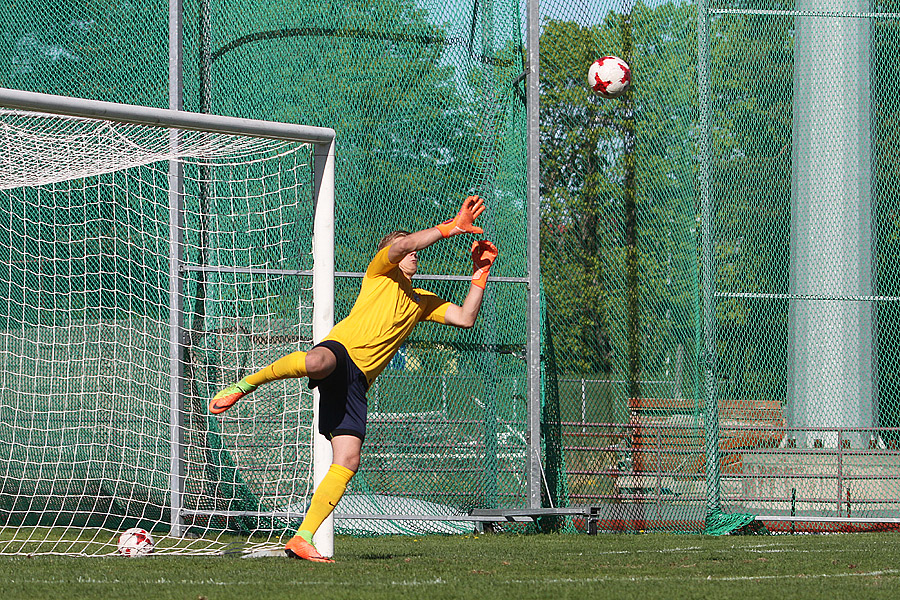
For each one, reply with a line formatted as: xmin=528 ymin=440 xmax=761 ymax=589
xmin=0 ymin=87 xmax=335 ymax=144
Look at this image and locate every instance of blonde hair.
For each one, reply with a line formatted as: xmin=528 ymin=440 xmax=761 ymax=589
xmin=377 ymin=230 xmax=410 ymax=251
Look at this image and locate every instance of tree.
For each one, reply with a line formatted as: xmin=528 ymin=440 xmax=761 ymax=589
xmin=705 ymin=8 xmax=793 ymax=402
xmin=0 ymin=0 xmax=168 ymax=106
xmin=539 ymin=2 xmax=699 ymax=408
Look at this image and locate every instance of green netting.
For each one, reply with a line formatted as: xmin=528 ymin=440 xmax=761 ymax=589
xmin=0 ymin=0 xmax=531 ymax=549
xmin=3 ymin=0 xmax=900 ymax=551
xmin=188 ymin=0 xmax=533 ymax=537
xmin=541 ymin=0 xmax=900 ymax=534
xmin=540 ymin=0 xmax=705 ymax=532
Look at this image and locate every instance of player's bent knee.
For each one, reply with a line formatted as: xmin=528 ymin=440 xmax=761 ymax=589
xmin=333 ymin=454 xmax=360 ymax=473
xmin=305 ymin=346 xmax=337 ymax=378
xmin=331 ymin=435 xmax=362 ymax=472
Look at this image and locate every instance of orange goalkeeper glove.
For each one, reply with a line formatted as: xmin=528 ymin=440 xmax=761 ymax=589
xmin=471 ymin=240 xmax=498 ymax=289
xmin=436 ymin=195 xmax=486 ymax=238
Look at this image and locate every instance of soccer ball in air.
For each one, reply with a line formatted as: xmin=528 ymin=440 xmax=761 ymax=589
xmin=588 ymin=56 xmax=631 ymax=99
xmin=117 ymin=528 xmax=154 ymax=557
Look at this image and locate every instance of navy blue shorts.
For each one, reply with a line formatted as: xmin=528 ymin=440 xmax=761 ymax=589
xmin=307 ymin=340 xmax=369 ymax=442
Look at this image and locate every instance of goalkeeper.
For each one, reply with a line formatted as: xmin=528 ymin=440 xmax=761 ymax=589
xmin=209 ymin=195 xmax=498 ymax=563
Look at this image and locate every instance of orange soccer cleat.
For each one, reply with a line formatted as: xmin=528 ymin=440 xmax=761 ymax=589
xmin=284 ymin=536 xmax=334 ymax=563
xmin=208 ymin=380 xmax=256 ymax=415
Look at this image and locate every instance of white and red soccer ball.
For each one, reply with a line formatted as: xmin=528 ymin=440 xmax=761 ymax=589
xmin=117 ymin=527 xmax=154 ymax=556
xmin=588 ymin=56 xmax=631 ymax=99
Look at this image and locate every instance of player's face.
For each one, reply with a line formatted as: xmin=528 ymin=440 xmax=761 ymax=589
xmin=399 ymin=250 xmax=418 ymax=277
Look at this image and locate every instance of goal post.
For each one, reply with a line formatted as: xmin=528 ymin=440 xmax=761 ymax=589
xmin=0 ymin=87 xmax=335 ymax=556
xmin=311 ymin=132 xmax=336 ymax=558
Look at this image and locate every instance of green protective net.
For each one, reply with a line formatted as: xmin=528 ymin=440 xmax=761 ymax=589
xmin=541 ymin=0 xmax=900 ymax=534
xmin=0 ymin=0 xmax=530 ymax=548
xmin=539 ymin=0 xmax=706 ymax=533
xmin=2 ymin=0 xmax=900 ymax=551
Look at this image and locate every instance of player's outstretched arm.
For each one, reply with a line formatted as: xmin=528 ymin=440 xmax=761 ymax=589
xmin=388 ymin=195 xmax=485 ymax=263
xmin=443 ymin=240 xmax=498 ymax=329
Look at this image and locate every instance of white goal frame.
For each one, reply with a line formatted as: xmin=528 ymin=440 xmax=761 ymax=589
xmin=0 ymin=87 xmax=337 ymax=555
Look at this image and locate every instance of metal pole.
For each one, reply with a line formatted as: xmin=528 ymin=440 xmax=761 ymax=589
xmin=526 ymin=0 xmax=542 ymax=510
xmin=697 ymin=0 xmax=721 ymax=520
xmin=789 ymin=0 xmax=874 ymax=449
xmin=838 ymin=429 xmax=844 ymax=515
xmin=478 ymin=0 xmax=501 ymax=511
xmin=168 ymin=0 xmax=185 ymax=538
xmin=199 ymin=0 xmax=211 ymax=115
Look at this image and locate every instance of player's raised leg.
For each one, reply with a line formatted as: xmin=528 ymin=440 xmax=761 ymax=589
xmin=209 ymin=346 xmax=337 ymax=414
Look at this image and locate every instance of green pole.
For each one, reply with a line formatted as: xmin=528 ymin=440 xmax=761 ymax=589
xmin=697 ymin=0 xmax=721 ymax=523
xmin=622 ymin=5 xmax=639 ymax=406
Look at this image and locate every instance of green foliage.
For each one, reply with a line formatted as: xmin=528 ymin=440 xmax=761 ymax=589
xmin=539 ymin=16 xmax=623 ymax=377
xmin=539 ymin=2 xmax=698 ymax=399
xmin=706 ymin=9 xmax=793 ymax=402
xmin=0 ymin=0 xmax=169 ymax=105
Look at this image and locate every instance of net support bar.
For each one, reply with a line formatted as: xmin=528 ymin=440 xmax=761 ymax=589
xmin=526 ymin=0 xmax=542 ymax=511
xmin=167 ymin=145 xmax=186 ymax=537
xmin=697 ymin=0 xmax=722 ymax=520
xmin=168 ymin=0 xmax=185 ymax=536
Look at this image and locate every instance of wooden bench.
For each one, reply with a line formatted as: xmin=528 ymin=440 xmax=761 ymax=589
xmin=628 ymin=398 xmax=785 ymax=474
xmin=468 ymin=507 xmax=601 ymax=534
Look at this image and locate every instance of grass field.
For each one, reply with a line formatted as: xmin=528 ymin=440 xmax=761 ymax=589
xmin=3 ymin=532 xmax=900 ymax=599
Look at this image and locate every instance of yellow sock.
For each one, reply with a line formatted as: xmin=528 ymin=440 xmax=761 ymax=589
xmin=244 ymin=351 xmax=307 ymax=387
xmin=296 ymin=464 xmax=355 ymax=541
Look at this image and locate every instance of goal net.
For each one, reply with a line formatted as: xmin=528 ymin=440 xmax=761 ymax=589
xmin=0 ymin=95 xmax=335 ymax=555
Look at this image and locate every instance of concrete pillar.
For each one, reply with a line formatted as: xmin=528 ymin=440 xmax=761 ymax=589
xmin=789 ymin=0 xmax=874 ymax=448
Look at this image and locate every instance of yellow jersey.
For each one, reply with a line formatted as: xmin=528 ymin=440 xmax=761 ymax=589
xmin=324 ymin=245 xmax=450 ymax=385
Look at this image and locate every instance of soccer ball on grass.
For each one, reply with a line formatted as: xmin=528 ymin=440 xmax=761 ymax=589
xmin=588 ymin=56 xmax=631 ymax=99
xmin=117 ymin=527 xmax=154 ymax=557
